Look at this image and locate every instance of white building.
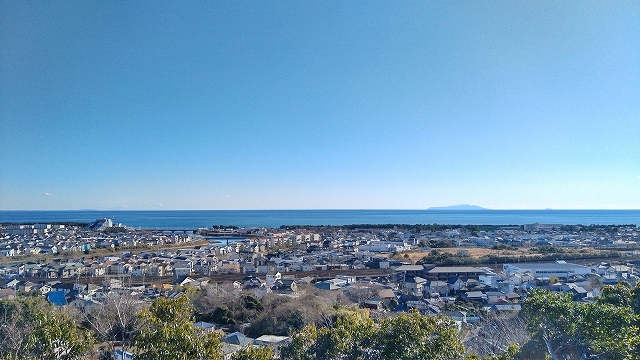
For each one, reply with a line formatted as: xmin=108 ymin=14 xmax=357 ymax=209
xmin=503 ymin=261 xmax=590 ymax=280
xmin=356 ymin=241 xmax=409 ymax=253
xmin=265 ymin=271 xmax=281 ymax=287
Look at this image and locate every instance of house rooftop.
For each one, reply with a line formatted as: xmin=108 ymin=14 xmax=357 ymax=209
xmin=394 ymin=265 xmax=424 ymax=272
xmin=255 ymin=335 xmax=290 ymax=343
xmin=223 ymin=332 xmax=254 ymax=347
xmin=428 ymin=266 xmax=485 ymax=273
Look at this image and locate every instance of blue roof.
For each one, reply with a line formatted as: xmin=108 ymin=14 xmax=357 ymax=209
xmin=47 ymin=291 xmax=67 ymax=306
xmin=223 ymin=332 xmax=254 ymax=347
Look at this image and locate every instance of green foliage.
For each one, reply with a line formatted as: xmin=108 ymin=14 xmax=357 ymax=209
xmin=279 ymin=325 xmax=317 ymax=360
xmin=28 ymin=310 xmax=94 ymax=360
xmin=0 ymin=297 xmax=93 ymax=360
xmin=522 ymin=288 xmax=640 ymax=360
xmin=417 ymin=249 xmax=472 ymax=266
xmin=230 ymin=345 xmax=275 ymax=360
xmin=479 ymin=343 xmax=519 ymax=360
xmin=531 ymin=245 xmax=564 ymax=254
xmin=281 ymin=309 xmax=465 ymax=360
xmin=577 ymin=301 xmax=639 ymax=359
xmin=133 ymin=295 xmax=222 ymax=360
xmin=378 ymin=311 xmax=465 ymax=360
xmin=632 ymin=283 xmax=640 ymax=315
xmin=243 ymin=294 xmax=264 ymax=311
xmin=245 ymin=295 xmax=323 ymax=337
xmin=316 ymin=312 xmax=377 ymax=359
xmin=465 ymin=343 xmax=519 ymax=360
xmin=599 ymin=284 xmax=633 ymax=307
xmin=418 ymin=250 xmax=621 ymax=266
xmin=492 ymin=243 xmax=511 ymax=250
xmin=195 ymin=305 xmax=236 ymax=326
xmin=431 ymin=240 xmax=455 ymax=248
xmin=101 ymin=226 xmax=130 ymax=234
xmin=247 ymin=309 xmax=306 ymax=338
xmin=281 ymin=311 xmax=376 ymax=360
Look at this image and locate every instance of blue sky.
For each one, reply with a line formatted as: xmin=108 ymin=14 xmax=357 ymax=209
xmin=1 ymin=1 xmax=639 ymax=210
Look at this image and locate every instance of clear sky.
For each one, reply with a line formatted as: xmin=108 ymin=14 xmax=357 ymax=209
xmin=1 ymin=1 xmax=639 ymax=210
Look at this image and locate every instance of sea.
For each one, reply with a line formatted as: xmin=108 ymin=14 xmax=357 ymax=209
xmin=0 ymin=210 xmax=639 ymax=229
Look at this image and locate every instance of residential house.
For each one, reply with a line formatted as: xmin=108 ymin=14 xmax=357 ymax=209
xmin=265 ymin=270 xmax=281 ymax=287
xmin=443 ymin=310 xmax=467 ymax=322
xmin=363 ymin=299 xmax=383 ymax=310
xmin=148 ymin=261 xmax=173 ymax=276
xmin=4 ymin=279 xmax=20 ymax=290
xmin=425 ymin=280 xmax=449 ymax=296
xmin=485 ymin=291 xmax=508 ymax=305
xmin=17 ymin=281 xmax=37 ymax=292
xmin=564 ymin=283 xmax=589 ymax=300
xmin=193 ymin=321 xmax=217 ymax=332
xmin=223 ymin=332 xmax=255 ymax=347
xmin=463 ymin=291 xmax=488 ymax=302
xmin=59 ymin=263 xmax=85 ymax=278
xmin=87 ymin=263 xmax=107 ymax=277
xmin=218 ymin=261 xmax=240 ymax=274
xmin=38 ymin=245 xmax=58 ymax=254
xmin=377 ymin=288 xmax=397 ymax=302
xmin=254 ymin=335 xmax=291 ymax=349
xmin=447 ymin=277 xmax=465 ymax=293
xmin=0 ymin=248 xmax=15 ymax=257
xmin=404 ymin=276 xmax=427 ymax=296
xmin=315 ymin=279 xmax=346 ymax=290
xmin=114 ymin=350 xmax=133 ymax=360
xmin=272 ymin=278 xmax=297 ymax=294
xmin=70 ymin=298 xmax=101 ymax=313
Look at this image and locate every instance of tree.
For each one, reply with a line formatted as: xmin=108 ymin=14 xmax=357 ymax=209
xmin=477 ymin=343 xmax=520 ymax=360
xmin=576 ymin=301 xmax=639 ymax=359
xmin=0 ymin=298 xmax=37 ymax=359
xmin=28 ymin=309 xmax=94 ymax=360
xmin=521 ymin=289 xmax=579 ymax=360
xmin=280 ymin=324 xmax=318 ymax=360
xmin=344 ymin=285 xmax=377 ymax=305
xmin=522 ymin=288 xmax=640 ymax=360
xmin=208 ymin=306 xmax=236 ymax=325
xmin=281 ymin=310 xmax=379 ymax=360
xmin=598 ymin=284 xmax=633 ymax=307
xmin=462 ymin=312 xmax=529 ymax=358
xmin=242 ymin=294 xmax=264 ymax=311
xmin=378 ymin=311 xmax=465 ymax=360
xmin=230 ymin=345 xmax=275 ymax=360
xmin=246 ymin=294 xmax=329 ymax=337
xmin=632 ymin=283 xmax=640 ymax=315
xmin=133 ymin=295 xmax=222 ymax=360
xmin=0 ymin=297 xmax=93 ymax=360
xmin=282 ymin=309 xmax=466 ymax=360
xmin=313 ymin=311 xmax=377 ymax=360
xmin=84 ymin=292 xmax=146 ymax=357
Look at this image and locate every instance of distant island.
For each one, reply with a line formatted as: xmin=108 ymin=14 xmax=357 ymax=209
xmin=427 ymin=204 xmax=490 ymax=210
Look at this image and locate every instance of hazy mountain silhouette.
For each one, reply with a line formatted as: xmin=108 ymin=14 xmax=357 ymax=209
xmin=427 ymin=204 xmax=490 ymax=210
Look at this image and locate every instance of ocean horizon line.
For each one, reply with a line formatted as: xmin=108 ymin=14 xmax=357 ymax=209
xmin=2 ymin=208 xmax=640 ymax=212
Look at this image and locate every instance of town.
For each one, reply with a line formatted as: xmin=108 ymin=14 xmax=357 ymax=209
xmin=1 ymin=219 xmax=639 ymax=359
